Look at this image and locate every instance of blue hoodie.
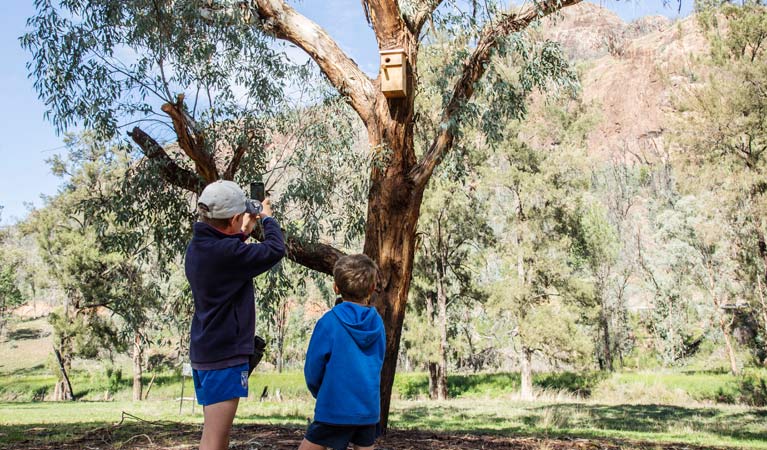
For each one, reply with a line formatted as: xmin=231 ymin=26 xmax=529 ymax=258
xmin=304 ymin=301 xmax=386 ymax=425
xmin=185 ymin=217 xmax=285 ymax=366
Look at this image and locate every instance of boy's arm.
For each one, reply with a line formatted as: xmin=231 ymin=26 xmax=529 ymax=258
xmin=304 ymin=318 xmax=332 ymax=399
xmin=233 ymin=217 xmax=286 ymax=277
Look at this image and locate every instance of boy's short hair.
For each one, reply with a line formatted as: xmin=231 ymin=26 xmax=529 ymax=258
xmin=333 ymin=254 xmax=378 ymax=302
xmin=199 ymin=214 xmax=233 ymax=230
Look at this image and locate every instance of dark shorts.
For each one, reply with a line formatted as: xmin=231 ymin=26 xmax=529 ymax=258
xmin=192 ymin=363 xmax=249 ymax=406
xmin=305 ymin=421 xmax=380 ymax=449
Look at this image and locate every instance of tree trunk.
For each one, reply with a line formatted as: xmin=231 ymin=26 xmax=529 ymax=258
xmin=428 ymin=362 xmax=438 ymax=399
xmin=519 ymin=347 xmax=534 ymax=401
xmin=132 ymin=332 xmax=143 ymax=401
xmin=278 ymin=300 xmax=288 ymax=373
xmin=757 ymin=275 xmax=767 ymax=348
xmin=436 ymin=267 xmax=448 ymax=401
xmin=599 ymin=296 xmax=614 ymax=372
xmin=54 ymin=348 xmax=74 ymax=401
xmin=718 ymin=311 xmax=739 ymax=375
xmin=363 ymin=98 xmax=424 ymax=429
xmin=368 ymin=205 xmax=422 ymax=427
xmin=758 ymin=232 xmax=767 ymax=341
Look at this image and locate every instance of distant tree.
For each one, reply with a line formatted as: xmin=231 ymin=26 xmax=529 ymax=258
xmin=580 ymin=203 xmax=621 ymax=371
xmin=482 ymin=121 xmax=593 ymax=399
xmin=0 ymin=261 xmax=23 ymax=335
xmin=583 ymin=156 xmax=645 ymax=371
xmin=0 ymin=214 xmax=24 ymax=334
xmin=407 ymin=176 xmax=493 ymax=400
xmin=25 ymin=134 xmax=166 ymax=400
xmin=674 ymin=1 xmax=767 ymax=366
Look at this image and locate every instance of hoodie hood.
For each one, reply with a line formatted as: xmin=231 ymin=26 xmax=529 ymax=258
xmin=331 ymin=302 xmax=384 ymax=349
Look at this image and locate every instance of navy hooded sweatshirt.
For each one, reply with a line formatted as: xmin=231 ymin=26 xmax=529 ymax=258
xmin=185 ymin=217 xmax=285 ymax=366
xmin=304 ymin=301 xmax=386 ymax=425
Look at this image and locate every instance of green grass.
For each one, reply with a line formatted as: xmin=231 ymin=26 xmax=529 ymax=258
xmin=390 ymin=398 xmax=767 ymax=449
xmin=1 ymin=397 xmax=765 ymax=449
xmin=592 ymin=370 xmax=767 ymax=405
xmin=3 ymin=317 xmax=767 ymax=449
xmin=394 ymin=371 xmax=609 ymax=399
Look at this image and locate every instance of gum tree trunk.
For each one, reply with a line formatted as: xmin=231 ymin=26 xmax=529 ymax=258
xmin=436 ymin=264 xmax=449 ymax=400
xmin=133 ymin=332 xmax=143 ymax=401
xmin=519 ymin=347 xmax=534 ymax=400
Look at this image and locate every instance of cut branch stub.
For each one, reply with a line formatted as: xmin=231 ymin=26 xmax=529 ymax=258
xmin=161 ymin=99 xmax=219 ymax=184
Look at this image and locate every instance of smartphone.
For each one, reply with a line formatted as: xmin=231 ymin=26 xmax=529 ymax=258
xmin=250 ymin=181 xmax=266 ymax=202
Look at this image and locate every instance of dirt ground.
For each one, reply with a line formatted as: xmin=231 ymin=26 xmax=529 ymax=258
xmin=2 ymin=420 xmax=728 ymax=450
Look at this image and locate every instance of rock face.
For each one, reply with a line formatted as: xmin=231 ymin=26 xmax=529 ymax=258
xmin=540 ymin=2 xmax=709 ymax=160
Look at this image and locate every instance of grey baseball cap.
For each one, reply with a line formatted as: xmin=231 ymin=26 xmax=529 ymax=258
xmin=198 ymin=180 xmax=259 ymax=219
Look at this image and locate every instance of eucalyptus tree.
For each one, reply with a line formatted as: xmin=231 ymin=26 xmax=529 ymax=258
xmin=408 ymin=176 xmax=493 ymax=400
xmin=0 ymin=217 xmax=27 ymax=335
xmin=24 ymin=0 xmax=582 ymax=426
xmin=25 ymin=135 xmax=166 ymax=400
xmin=673 ymin=0 xmax=767 ymax=365
xmin=0 ymin=258 xmax=23 ymax=336
xmin=579 ymin=203 xmax=621 ymax=371
xmin=483 ymin=122 xmax=593 ymax=399
xmin=678 ymin=2 xmax=767 ymax=286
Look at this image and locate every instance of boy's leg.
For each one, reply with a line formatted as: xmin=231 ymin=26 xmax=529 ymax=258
xmin=297 ymin=438 xmax=327 ymax=450
xmin=200 ymin=398 xmax=239 ymax=450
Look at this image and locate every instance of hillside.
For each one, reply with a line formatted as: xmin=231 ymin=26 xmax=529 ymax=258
xmin=542 ymin=2 xmax=709 ymax=160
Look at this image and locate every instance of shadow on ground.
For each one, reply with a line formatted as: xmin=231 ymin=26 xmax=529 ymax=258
xmin=0 ymin=415 xmax=743 ymax=450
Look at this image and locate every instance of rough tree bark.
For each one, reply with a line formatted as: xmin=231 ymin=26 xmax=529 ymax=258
xmin=705 ymin=263 xmax=739 ymax=375
xmin=131 ymin=0 xmax=582 ymax=429
xmin=717 ymin=305 xmax=740 ymax=376
xmin=519 ymin=347 xmax=534 ymax=400
xmin=436 ymin=259 xmax=449 ymax=401
xmin=132 ymin=332 xmax=143 ymax=401
xmin=54 ymin=347 xmax=74 ymax=401
xmin=598 ymin=282 xmax=614 ymax=372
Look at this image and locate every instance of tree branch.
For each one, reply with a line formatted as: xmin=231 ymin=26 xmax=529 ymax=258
xmin=223 ymin=127 xmax=265 ymax=180
xmin=223 ymin=142 xmax=249 ymax=181
xmin=402 ymin=0 xmax=444 ymax=35
xmin=161 ymin=94 xmax=219 ymax=183
xmin=410 ymin=0 xmax=582 ymax=187
xmin=252 ymin=0 xmax=376 ymax=123
xmin=127 ymin=127 xmax=205 ymax=194
xmin=250 ymin=223 xmax=345 ymax=274
xmin=285 ymin=237 xmax=346 ymax=275
xmin=365 ymin=0 xmax=407 ymax=47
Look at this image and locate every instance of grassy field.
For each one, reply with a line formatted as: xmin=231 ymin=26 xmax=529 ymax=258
xmin=3 ymin=317 xmax=767 ymax=449
xmin=0 ymin=396 xmax=765 ymax=449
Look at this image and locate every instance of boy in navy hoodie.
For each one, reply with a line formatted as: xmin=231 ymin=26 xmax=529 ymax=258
xmin=185 ymin=180 xmax=285 ymax=450
xmin=299 ymin=254 xmax=386 ymax=450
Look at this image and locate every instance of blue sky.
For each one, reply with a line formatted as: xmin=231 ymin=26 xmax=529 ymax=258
xmin=0 ymin=0 xmax=692 ymax=226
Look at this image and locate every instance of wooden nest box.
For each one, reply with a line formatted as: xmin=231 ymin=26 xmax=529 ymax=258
xmin=380 ymin=49 xmax=407 ymax=98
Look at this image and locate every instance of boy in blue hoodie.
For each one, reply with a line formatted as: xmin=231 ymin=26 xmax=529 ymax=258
xmin=185 ymin=180 xmax=285 ymax=450
xmin=300 ymin=254 xmax=386 ymax=450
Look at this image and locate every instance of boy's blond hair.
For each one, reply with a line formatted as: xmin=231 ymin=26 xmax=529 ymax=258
xmin=333 ymin=254 xmax=378 ymax=302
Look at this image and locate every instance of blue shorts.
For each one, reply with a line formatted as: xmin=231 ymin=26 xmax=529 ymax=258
xmin=192 ymin=363 xmax=249 ymax=406
xmin=305 ymin=421 xmax=380 ymax=449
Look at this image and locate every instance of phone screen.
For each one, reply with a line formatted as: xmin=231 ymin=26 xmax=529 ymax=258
xmin=250 ymin=182 xmax=266 ymax=201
